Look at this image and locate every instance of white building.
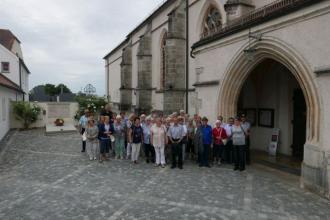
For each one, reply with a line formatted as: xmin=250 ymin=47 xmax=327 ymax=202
xmin=0 ymin=29 xmax=30 ymax=140
xmin=104 ymin=0 xmax=330 ymax=198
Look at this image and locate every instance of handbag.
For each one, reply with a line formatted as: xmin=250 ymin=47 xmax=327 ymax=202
xmin=110 ymin=135 xmax=115 ymax=142
xmin=220 ymin=128 xmax=228 ymax=145
xmin=82 ymin=132 xmax=87 ymax=141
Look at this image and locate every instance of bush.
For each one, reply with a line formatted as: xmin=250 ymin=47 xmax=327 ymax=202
xmin=12 ymin=101 xmax=42 ymax=129
xmin=74 ymin=95 xmax=108 ymax=119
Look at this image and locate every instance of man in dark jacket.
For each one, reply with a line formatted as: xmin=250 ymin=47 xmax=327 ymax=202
xmin=193 ymin=120 xmax=203 ymax=164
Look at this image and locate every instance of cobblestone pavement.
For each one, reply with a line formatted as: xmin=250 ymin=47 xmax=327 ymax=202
xmin=0 ymin=129 xmax=329 ymax=220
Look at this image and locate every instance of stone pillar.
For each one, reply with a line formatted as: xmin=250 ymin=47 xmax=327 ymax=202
xmin=224 ymin=0 xmax=255 ymax=22
xmin=120 ymin=44 xmax=132 ymax=111
xmin=164 ymin=0 xmax=186 ymax=115
xmin=136 ymin=31 xmax=152 ymax=114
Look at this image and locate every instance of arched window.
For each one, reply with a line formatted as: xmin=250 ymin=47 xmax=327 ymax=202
xmin=160 ymin=32 xmax=167 ymax=90
xmin=202 ymin=6 xmax=222 ymax=36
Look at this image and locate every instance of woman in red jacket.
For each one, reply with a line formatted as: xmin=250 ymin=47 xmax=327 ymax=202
xmin=212 ymin=120 xmax=228 ymax=165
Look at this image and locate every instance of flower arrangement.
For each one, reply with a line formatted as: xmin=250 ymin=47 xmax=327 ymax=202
xmin=54 ymin=118 xmax=65 ymax=126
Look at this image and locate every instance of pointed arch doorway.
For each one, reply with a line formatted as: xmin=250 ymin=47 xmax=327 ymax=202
xmin=237 ymin=58 xmax=306 ymax=168
xmin=217 ymin=38 xmax=320 ymax=175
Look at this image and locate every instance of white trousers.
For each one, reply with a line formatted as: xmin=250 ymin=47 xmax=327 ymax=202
xmin=131 ymin=143 xmax=141 ymax=162
xmin=87 ymin=140 xmax=98 ymax=159
xmin=154 ymin=145 xmax=165 ymax=165
xmin=126 ymin=142 xmax=132 ymax=158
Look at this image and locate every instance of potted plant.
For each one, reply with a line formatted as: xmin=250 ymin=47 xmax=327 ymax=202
xmin=54 ymin=118 xmax=64 ymax=126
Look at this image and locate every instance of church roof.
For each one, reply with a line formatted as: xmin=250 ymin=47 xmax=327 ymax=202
xmin=192 ymin=0 xmax=323 ymax=49
xmin=0 ymin=29 xmax=21 ymax=51
xmin=0 ymin=73 xmax=24 ymax=93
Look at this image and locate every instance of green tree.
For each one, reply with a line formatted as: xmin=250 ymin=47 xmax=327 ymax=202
xmin=44 ymin=83 xmax=72 ymax=96
xmin=44 ymin=84 xmax=57 ymax=96
xmin=56 ymin=84 xmax=72 ymax=94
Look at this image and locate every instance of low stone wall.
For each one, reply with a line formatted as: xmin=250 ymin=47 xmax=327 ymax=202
xmin=10 ymin=102 xmax=79 ymax=129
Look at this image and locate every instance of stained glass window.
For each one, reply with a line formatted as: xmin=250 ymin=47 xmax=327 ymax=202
xmin=203 ymin=6 xmax=222 ymax=35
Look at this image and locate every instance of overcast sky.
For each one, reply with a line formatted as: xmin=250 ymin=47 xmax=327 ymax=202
xmin=0 ymin=0 xmax=165 ymax=95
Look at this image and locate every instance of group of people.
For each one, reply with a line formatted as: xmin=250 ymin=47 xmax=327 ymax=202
xmin=78 ymin=106 xmax=251 ymax=172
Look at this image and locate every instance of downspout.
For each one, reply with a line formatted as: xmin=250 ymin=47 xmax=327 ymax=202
xmin=185 ymin=0 xmax=189 ymax=114
xmin=18 ymin=59 xmax=24 ymax=101
xmin=106 ymin=59 xmax=110 ymax=102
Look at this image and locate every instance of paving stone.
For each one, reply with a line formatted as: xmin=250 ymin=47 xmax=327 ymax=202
xmin=0 ymin=129 xmax=329 ymax=220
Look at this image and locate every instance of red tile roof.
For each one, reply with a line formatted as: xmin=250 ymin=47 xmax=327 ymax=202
xmin=0 ymin=29 xmax=21 ymax=51
xmin=0 ymin=73 xmax=24 ymax=93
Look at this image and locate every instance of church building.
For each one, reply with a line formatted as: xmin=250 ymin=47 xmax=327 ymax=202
xmin=104 ymin=0 xmax=330 ymax=198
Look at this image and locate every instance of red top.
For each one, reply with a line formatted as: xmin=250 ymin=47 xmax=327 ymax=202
xmin=212 ymin=127 xmax=227 ymax=145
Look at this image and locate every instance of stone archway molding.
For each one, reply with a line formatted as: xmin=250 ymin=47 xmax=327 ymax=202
xmin=217 ymin=37 xmax=320 ymax=144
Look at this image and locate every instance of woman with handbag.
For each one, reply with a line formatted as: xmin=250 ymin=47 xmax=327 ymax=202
xmin=113 ymin=115 xmax=126 ymax=160
xmin=212 ymin=120 xmax=228 ymax=165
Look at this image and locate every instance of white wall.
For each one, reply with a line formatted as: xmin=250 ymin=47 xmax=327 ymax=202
xmin=11 ymin=40 xmax=23 ymax=59
xmin=0 ymin=44 xmax=20 ymax=85
xmin=10 ymin=102 xmax=79 ymax=129
xmin=0 ymin=87 xmax=23 ymax=140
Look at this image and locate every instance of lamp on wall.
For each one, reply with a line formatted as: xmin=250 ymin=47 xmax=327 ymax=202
xmin=244 ymin=29 xmax=263 ymax=62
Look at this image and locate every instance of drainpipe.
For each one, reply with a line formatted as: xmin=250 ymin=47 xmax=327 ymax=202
xmin=18 ymin=59 xmax=24 ymax=101
xmin=185 ymin=0 xmax=189 ymax=114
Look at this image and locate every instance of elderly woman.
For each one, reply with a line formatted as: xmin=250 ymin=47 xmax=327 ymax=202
xmin=232 ymin=117 xmax=246 ymax=171
xmin=85 ymin=118 xmax=99 ymax=161
xmin=129 ymin=117 xmax=144 ymax=164
xmin=212 ymin=120 xmax=228 ymax=165
xmin=151 ymin=118 xmax=168 ymax=168
xmin=142 ymin=117 xmax=154 ymax=163
xmin=126 ymin=113 xmax=136 ymax=160
xmin=113 ymin=115 xmax=126 ymax=159
xmin=99 ymin=116 xmax=113 ymax=161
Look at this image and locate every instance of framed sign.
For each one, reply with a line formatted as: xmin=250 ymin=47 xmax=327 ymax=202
xmin=258 ymin=108 xmax=274 ymax=128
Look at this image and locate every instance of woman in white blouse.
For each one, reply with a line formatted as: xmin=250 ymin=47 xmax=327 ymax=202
xmin=151 ymin=118 xmax=168 ymax=168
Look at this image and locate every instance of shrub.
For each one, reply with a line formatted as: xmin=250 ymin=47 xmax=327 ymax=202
xmin=12 ymin=101 xmax=42 ymax=129
xmin=74 ymin=95 xmax=107 ymax=119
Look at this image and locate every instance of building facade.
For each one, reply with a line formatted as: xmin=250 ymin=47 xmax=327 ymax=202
xmin=0 ymin=29 xmax=30 ymax=140
xmin=104 ymin=0 xmax=330 ymax=198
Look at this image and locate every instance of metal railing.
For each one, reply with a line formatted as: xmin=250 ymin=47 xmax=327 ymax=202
xmin=201 ymin=0 xmax=315 ymax=39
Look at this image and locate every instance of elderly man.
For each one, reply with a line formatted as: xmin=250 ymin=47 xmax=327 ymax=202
xmin=200 ymin=117 xmax=212 ymax=168
xmin=79 ymin=109 xmax=89 ymax=152
xmin=179 ymin=110 xmax=186 ymax=123
xmin=140 ymin=114 xmax=146 ymax=126
xmin=167 ymin=117 xmax=185 ymax=169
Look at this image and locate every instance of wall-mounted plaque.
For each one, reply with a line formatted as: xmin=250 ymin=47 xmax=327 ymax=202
xmin=258 ymin=108 xmax=275 ymax=128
